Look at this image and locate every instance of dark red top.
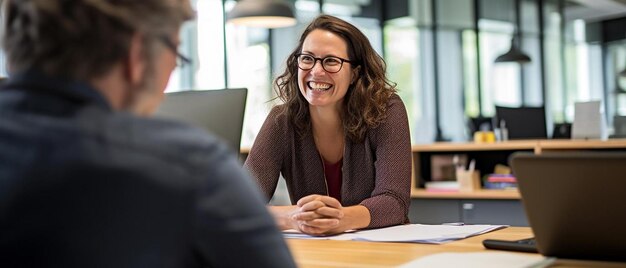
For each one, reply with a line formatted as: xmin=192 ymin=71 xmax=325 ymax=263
xmin=323 ymin=159 xmax=343 ymax=201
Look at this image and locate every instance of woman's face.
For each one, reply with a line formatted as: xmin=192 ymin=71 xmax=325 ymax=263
xmin=298 ymin=29 xmax=354 ymax=110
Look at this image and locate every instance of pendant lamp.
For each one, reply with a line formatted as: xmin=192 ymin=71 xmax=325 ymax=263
xmin=620 ymin=68 xmax=626 ymax=77
xmin=494 ymin=0 xmax=531 ymax=64
xmin=227 ymin=0 xmax=297 ymax=28
xmin=495 ymin=37 xmax=532 ymax=64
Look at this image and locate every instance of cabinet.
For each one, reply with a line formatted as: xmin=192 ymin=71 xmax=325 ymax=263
xmin=409 ymin=198 xmax=528 ymax=226
xmin=409 ymin=190 xmax=527 ymax=226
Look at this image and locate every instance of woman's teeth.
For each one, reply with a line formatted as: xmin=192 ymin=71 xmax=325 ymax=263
xmin=308 ymin=81 xmax=332 ymax=91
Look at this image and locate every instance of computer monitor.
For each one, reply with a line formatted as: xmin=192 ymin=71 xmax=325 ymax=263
xmin=495 ymin=105 xmax=547 ymax=140
xmin=154 ymin=88 xmax=247 ymax=152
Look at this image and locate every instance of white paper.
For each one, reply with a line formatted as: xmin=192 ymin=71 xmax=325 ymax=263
xmin=572 ymin=100 xmax=607 ymax=140
xmin=283 ymin=224 xmax=507 ymax=244
xmin=398 ymin=252 xmax=554 ymax=268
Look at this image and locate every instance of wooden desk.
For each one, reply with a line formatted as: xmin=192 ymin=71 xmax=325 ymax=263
xmin=287 ymin=227 xmax=626 ymax=268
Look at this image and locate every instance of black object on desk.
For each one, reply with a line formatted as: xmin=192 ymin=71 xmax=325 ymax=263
xmin=483 ymin=237 xmax=538 ymax=253
xmin=551 ymin=123 xmax=571 ymax=139
xmin=495 ymin=105 xmax=547 ymax=140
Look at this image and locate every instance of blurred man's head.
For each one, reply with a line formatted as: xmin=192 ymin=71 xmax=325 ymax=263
xmin=2 ymin=0 xmax=193 ymax=115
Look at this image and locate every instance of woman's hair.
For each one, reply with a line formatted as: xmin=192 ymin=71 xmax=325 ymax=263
xmin=2 ymin=0 xmax=193 ymax=81
xmin=274 ymin=14 xmax=396 ymax=142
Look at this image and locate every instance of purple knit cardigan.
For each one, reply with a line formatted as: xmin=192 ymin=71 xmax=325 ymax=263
xmin=244 ymin=94 xmax=412 ymax=228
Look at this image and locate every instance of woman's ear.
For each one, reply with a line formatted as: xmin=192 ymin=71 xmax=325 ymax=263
xmin=125 ymin=33 xmax=147 ymax=86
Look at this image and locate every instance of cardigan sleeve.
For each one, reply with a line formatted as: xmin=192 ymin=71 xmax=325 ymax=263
xmin=360 ymin=95 xmax=412 ymax=228
xmin=243 ymin=106 xmax=286 ymax=202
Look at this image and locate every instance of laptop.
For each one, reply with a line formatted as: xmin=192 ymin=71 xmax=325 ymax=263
xmin=510 ymin=152 xmax=626 ymax=262
xmin=154 ymin=88 xmax=247 ymax=152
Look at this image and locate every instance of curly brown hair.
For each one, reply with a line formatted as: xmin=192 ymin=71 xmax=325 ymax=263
xmin=274 ymin=14 xmax=396 ymax=143
xmin=2 ymin=0 xmax=193 ymax=81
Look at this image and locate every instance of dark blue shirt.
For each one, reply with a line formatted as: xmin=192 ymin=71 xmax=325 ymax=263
xmin=0 ymin=71 xmax=295 ymax=268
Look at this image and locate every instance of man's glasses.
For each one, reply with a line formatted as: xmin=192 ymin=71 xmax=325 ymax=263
xmin=159 ymin=36 xmax=192 ymax=67
xmin=296 ymin=53 xmax=353 ymax=73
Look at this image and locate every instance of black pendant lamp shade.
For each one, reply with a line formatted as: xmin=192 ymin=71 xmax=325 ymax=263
xmin=495 ymin=38 xmax=531 ymax=64
xmin=620 ymin=68 xmax=626 ymax=77
xmin=227 ymin=0 xmax=297 ymax=28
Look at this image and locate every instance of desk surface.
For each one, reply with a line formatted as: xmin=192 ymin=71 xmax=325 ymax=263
xmin=286 ymin=227 xmax=626 ymax=268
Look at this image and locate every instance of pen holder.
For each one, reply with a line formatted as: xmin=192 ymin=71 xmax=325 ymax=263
xmin=456 ymin=170 xmax=480 ymax=192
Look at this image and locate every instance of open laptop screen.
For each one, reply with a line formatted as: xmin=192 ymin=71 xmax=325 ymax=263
xmin=154 ymin=88 xmax=247 ymax=152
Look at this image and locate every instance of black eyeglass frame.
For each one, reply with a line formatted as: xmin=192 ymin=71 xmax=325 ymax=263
xmin=295 ymin=53 xmax=355 ymax=73
xmin=159 ymin=36 xmax=192 ymax=67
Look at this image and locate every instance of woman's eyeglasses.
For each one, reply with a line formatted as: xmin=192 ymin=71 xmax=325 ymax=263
xmin=296 ymin=53 xmax=353 ymax=73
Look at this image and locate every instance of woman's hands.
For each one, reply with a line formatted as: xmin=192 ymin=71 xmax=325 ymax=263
xmin=270 ymin=194 xmax=371 ymax=236
xmin=291 ymin=195 xmax=344 ymax=235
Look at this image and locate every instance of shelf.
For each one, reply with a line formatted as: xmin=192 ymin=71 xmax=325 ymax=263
xmin=412 ymin=138 xmax=626 ymax=153
xmin=412 ymin=140 xmax=539 ymax=152
xmin=411 ymin=189 xmax=521 ymax=200
xmin=537 ymin=139 xmax=626 ymax=151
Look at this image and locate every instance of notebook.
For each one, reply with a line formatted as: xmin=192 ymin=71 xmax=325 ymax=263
xmin=510 ymin=152 xmax=626 ymax=262
xmin=154 ymin=88 xmax=247 ymax=152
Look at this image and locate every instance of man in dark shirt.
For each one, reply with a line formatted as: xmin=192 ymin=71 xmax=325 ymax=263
xmin=0 ymin=0 xmax=295 ymax=267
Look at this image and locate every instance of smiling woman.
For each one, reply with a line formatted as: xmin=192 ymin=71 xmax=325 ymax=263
xmin=244 ymin=14 xmax=412 ymax=236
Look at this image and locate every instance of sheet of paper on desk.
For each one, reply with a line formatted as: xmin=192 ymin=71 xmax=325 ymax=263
xmin=398 ymin=252 xmax=554 ymax=268
xmin=283 ymin=224 xmax=507 ymax=243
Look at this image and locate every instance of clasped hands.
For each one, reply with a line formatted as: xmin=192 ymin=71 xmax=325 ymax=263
xmin=288 ymin=194 xmax=345 ymax=236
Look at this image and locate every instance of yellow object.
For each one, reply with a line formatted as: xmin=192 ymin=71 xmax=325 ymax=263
xmin=493 ymin=164 xmax=512 ymax=175
xmin=473 ymin=131 xmax=496 ymax=143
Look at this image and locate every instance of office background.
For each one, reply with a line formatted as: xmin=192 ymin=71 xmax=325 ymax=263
xmin=0 ymin=0 xmax=624 ymax=146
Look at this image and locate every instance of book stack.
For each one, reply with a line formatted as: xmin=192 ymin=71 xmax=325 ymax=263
xmin=425 ymin=181 xmax=459 ymax=192
xmin=482 ymin=174 xmax=517 ymax=189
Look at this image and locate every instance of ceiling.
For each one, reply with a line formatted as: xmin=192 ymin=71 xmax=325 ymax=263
xmin=303 ymin=0 xmax=626 ymax=23
xmin=566 ymin=0 xmax=626 ymax=22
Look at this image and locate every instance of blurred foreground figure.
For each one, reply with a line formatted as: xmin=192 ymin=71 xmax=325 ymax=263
xmin=0 ymin=0 xmax=295 ymax=267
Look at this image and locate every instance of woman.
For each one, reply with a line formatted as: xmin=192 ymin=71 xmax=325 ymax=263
xmin=245 ymin=15 xmax=411 ymax=235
